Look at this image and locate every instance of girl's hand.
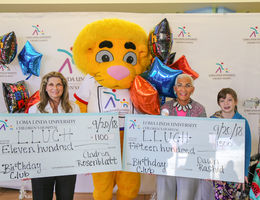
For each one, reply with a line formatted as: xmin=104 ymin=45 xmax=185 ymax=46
xmin=22 ymin=178 xmax=31 ymax=181
xmin=215 ymin=180 xmax=224 ymax=185
xmin=237 ymin=176 xmax=248 ymax=190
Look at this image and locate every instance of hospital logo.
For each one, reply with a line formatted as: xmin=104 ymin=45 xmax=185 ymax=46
xmin=57 ymin=47 xmax=84 ymax=91
xmin=243 ymin=97 xmax=260 ymax=115
xmin=0 ymin=64 xmax=10 ymax=71
xmin=32 ymin=25 xmax=44 ymax=36
xmin=129 ymin=119 xmax=140 ymax=129
xmin=178 ymin=26 xmax=191 ymax=38
xmin=26 ymin=24 xmax=51 ymax=42
xmin=208 ymin=61 xmax=235 ymax=80
xmin=0 ymin=120 xmax=13 ymax=131
xmin=215 ymin=62 xmax=229 ymax=73
xmin=249 ymin=26 xmax=259 ymax=38
xmin=173 ymin=25 xmax=197 ymax=44
xmin=242 ymin=26 xmax=260 ymax=44
xmin=0 ymin=64 xmax=16 ymax=77
xmin=58 ymin=47 xmax=74 ymax=74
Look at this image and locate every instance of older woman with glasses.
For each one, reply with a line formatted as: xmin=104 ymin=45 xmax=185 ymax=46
xmin=157 ymin=73 xmax=214 ymax=200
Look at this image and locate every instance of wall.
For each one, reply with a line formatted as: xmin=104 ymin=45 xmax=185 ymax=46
xmin=1 ymin=0 xmax=260 ymax=12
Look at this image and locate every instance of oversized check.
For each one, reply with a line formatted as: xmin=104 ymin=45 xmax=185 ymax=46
xmin=0 ymin=112 xmax=121 ymax=181
xmin=123 ymin=114 xmax=245 ymax=183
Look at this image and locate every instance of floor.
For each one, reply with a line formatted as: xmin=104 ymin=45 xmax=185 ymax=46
xmin=0 ymin=188 xmax=153 ymax=200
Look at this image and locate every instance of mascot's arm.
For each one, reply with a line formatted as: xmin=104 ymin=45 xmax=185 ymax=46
xmin=75 ymin=100 xmax=88 ymax=113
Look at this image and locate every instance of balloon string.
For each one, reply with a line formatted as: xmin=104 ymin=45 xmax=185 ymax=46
xmin=26 ymin=73 xmax=32 ymax=80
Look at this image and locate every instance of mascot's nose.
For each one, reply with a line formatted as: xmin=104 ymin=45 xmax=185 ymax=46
xmin=107 ymin=65 xmax=130 ymax=80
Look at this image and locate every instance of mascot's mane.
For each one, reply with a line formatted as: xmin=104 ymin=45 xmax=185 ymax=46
xmin=73 ymin=18 xmax=149 ymax=75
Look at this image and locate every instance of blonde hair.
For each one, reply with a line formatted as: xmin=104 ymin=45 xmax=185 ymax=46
xmin=37 ymin=71 xmax=72 ymax=113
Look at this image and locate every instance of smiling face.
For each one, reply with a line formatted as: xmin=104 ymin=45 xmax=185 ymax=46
xmin=174 ymin=76 xmax=194 ymax=105
xmin=73 ymin=19 xmax=151 ymax=89
xmin=218 ymin=93 xmax=237 ymax=116
xmin=45 ymin=77 xmax=64 ymax=101
xmin=84 ymin=39 xmax=148 ymax=89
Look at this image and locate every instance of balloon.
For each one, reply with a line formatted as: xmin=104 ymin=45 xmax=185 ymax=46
xmin=2 ymin=80 xmax=30 ymax=113
xmin=0 ymin=31 xmax=17 ymax=65
xmin=145 ymin=57 xmax=182 ymax=98
xmin=148 ymin=18 xmax=173 ymax=63
xmin=18 ymin=41 xmax=42 ymax=80
xmin=130 ymin=75 xmax=160 ymax=115
xmin=168 ymin=55 xmax=199 ymax=80
xmin=166 ymin=52 xmax=176 ymax=66
xmin=24 ymin=90 xmax=40 ymax=113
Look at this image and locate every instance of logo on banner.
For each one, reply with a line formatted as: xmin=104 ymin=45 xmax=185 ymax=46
xmin=243 ymin=97 xmax=260 ymax=115
xmin=32 ymin=25 xmax=44 ymax=36
xmin=26 ymin=24 xmax=51 ymax=42
xmin=243 ymin=26 xmax=260 ymax=44
xmin=0 ymin=65 xmax=10 ymax=72
xmin=57 ymin=47 xmax=84 ymax=92
xmin=0 ymin=65 xmax=17 ymax=78
xmin=178 ymin=26 xmax=191 ymax=38
xmin=208 ymin=61 xmax=235 ymax=80
xmin=173 ymin=25 xmax=197 ymax=44
xmin=215 ymin=62 xmax=229 ymax=73
xmin=249 ymin=26 xmax=259 ymax=38
xmin=58 ymin=47 xmax=74 ymax=74
xmin=0 ymin=120 xmax=13 ymax=131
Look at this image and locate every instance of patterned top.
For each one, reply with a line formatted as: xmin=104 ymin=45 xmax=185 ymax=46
xmin=160 ymin=98 xmax=207 ymax=117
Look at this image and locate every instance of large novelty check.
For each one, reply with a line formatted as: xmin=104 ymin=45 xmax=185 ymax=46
xmin=123 ymin=114 xmax=245 ymax=183
xmin=0 ymin=112 xmax=121 ymax=181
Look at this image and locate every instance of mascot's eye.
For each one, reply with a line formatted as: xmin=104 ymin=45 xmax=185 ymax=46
xmin=123 ymin=52 xmax=137 ymax=66
xmin=96 ymin=50 xmax=114 ymax=63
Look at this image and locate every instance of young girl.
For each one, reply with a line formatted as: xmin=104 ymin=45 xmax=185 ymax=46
xmin=211 ymin=88 xmax=251 ymax=200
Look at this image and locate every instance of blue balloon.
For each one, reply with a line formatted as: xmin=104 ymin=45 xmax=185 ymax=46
xmin=145 ymin=57 xmax=182 ymax=98
xmin=18 ymin=41 xmax=42 ymax=80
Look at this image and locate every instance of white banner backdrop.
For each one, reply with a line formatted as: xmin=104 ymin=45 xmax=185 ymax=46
xmin=0 ymin=12 xmax=260 ymax=193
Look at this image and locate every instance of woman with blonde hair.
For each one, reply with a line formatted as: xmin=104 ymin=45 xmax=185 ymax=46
xmin=29 ymin=71 xmax=80 ymax=200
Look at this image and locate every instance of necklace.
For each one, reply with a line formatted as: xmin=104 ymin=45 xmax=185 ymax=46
xmin=173 ymin=100 xmax=192 ymax=112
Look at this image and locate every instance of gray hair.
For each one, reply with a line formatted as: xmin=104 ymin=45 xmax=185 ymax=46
xmin=175 ymin=74 xmax=194 ymax=86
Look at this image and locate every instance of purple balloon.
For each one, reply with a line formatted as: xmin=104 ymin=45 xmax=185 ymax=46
xmin=145 ymin=57 xmax=182 ymax=98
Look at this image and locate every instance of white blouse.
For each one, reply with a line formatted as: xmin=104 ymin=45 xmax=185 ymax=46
xmin=28 ymin=101 xmax=80 ymax=113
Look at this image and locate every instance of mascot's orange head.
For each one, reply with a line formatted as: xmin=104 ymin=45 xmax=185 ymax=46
xmin=73 ymin=18 xmax=151 ymax=89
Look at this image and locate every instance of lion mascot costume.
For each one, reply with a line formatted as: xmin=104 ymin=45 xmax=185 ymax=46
xmin=73 ymin=19 xmax=151 ymax=200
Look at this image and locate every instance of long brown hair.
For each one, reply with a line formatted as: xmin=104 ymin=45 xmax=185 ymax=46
xmin=37 ymin=71 xmax=73 ymax=113
xmin=217 ymin=88 xmax=238 ymax=112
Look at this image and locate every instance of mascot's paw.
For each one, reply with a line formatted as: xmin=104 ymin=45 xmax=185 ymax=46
xmin=75 ymin=100 xmax=87 ymax=113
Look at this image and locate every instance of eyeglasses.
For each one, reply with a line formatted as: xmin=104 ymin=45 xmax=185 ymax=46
xmin=175 ymin=83 xmax=193 ymax=88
